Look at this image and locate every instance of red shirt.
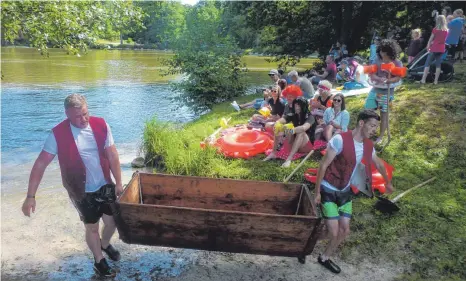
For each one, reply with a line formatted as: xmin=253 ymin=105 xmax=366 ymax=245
xmin=326 ymin=63 xmax=337 ymax=82
xmin=429 ymin=28 xmax=448 ymax=53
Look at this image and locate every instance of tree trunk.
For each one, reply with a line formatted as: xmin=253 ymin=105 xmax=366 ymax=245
xmin=120 ymin=31 xmax=123 ymax=45
xmin=330 ymin=2 xmax=343 ymax=43
xmin=340 ymin=2 xmax=354 ymax=45
xmin=347 ymin=2 xmax=376 ymax=54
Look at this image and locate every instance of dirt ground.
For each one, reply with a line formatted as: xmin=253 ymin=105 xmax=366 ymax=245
xmin=1 ymin=167 xmax=403 ymax=281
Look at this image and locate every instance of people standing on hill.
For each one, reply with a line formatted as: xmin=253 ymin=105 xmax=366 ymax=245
xmin=21 ymin=94 xmax=123 ymax=277
xmin=364 ymin=39 xmax=403 ymax=144
xmin=407 ymin=29 xmax=423 ymax=63
xmin=446 ymin=9 xmax=465 ymax=60
xmin=419 ymin=15 xmax=449 ymax=85
xmin=456 ymin=24 xmax=465 ymax=63
xmin=443 ymin=6 xmax=452 ymax=17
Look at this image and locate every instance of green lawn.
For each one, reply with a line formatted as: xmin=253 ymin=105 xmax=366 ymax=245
xmin=143 ymin=63 xmax=466 ymax=281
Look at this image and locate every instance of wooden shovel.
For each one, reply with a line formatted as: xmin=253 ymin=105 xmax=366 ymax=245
xmin=374 ymin=177 xmax=436 ymax=214
xmin=283 ymin=150 xmax=315 ymax=183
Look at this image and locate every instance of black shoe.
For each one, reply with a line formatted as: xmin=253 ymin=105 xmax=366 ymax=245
xmin=94 ymin=258 xmax=116 ymax=277
xmin=317 ymin=255 xmax=341 ymax=274
xmin=298 ymin=255 xmax=306 ymax=264
xmin=102 ymin=244 xmax=121 ymax=261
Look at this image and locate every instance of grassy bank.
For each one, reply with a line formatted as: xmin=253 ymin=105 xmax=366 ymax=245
xmin=143 ymin=64 xmax=466 ymax=281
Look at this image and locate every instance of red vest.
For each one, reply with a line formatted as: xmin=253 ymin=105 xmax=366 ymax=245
xmin=52 ymin=116 xmax=113 ymax=201
xmin=323 ymin=131 xmax=373 ymax=190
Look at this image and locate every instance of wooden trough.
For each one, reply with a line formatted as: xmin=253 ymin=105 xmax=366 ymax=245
xmin=114 ymin=172 xmax=323 ymax=261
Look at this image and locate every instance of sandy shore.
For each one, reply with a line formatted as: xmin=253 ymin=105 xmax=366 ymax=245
xmin=1 ymin=163 xmax=403 ymax=281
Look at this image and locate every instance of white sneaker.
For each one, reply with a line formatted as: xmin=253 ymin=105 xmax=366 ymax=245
xmin=281 ymin=160 xmax=292 ymax=168
xmin=231 ymin=101 xmax=240 ymax=112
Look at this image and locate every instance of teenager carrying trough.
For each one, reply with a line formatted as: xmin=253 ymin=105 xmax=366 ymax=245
xmin=313 ymin=109 xmax=394 ymax=273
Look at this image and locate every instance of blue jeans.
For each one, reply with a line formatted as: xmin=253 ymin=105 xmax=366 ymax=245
xmin=424 ymin=52 xmax=444 ymax=68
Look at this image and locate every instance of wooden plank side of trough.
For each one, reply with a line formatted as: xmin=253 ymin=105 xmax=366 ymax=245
xmin=139 ymin=173 xmax=302 ymax=203
xmin=116 ymin=202 xmax=320 ymax=257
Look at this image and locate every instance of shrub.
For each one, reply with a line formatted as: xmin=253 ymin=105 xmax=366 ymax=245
xmin=164 ymin=2 xmax=248 ymax=114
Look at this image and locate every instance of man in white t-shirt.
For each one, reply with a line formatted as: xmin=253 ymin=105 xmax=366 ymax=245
xmin=21 ymin=94 xmax=123 ymax=277
xmin=313 ymin=109 xmax=394 ymax=273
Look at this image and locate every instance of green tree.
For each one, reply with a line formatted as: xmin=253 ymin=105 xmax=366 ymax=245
xmin=0 ymin=0 xmax=144 ymax=55
xmin=165 ymin=2 xmax=247 ymax=113
xmin=221 ymin=1 xmax=465 ymax=64
xmin=131 ymin=1 xmax=187 ymax=49
xmin=103 ymin=0 xmax=144 ymax=45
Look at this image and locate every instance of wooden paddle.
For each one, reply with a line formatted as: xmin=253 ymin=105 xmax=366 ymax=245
xmin=204 ymin=117 xmax=231 ymax=143
xmin=378 ymin=72 xmax=391 ymax=153
xmin=374 ymin=177 xmax=436 ymax=214
xmin=283 ymin=150 xmax=315 ymax=183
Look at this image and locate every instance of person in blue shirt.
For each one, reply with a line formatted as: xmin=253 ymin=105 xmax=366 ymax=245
xmin=369 ymin=37 xmax=381 ymax=64
xmin=323 ymin=93 xmax=350 ymax=141
xmin=446 ymin=9 xmax=465 ymax=59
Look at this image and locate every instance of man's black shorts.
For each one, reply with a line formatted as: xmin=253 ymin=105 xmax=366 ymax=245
xmin=72 ymin=184 xmax=116 ymax=224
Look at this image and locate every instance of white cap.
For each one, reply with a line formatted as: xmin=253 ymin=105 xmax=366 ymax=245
xmin=288 ymin=70 xmax=298 ymax=77
xmin=268 ymin=69 xmax=279 ymax=75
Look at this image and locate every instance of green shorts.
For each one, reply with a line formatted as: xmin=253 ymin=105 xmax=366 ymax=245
xmin=320 ymin=188 xmax=353 ymax=220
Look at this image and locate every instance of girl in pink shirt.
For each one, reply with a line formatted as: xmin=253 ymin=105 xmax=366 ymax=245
xmin=420 ymin=15 xmax=449 ymax=85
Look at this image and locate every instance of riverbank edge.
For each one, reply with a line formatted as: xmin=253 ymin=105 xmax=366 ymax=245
xmin=0 ymin=44 xmax=320 ymax=59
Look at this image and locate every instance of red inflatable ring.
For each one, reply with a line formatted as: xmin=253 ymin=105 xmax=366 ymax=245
xmin=215 ymin=129 xmax=274 ymax=159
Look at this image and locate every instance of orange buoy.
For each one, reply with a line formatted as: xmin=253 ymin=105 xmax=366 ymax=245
xmin=390 ymin=66 xmax=407 ymax=77
xmin=215 ymin=129 xmax=274 ymax=159
xmin=363 ymin=65 xmax=378 ymax=74
xmin=380 ymin=62 xmax=395 ymax=72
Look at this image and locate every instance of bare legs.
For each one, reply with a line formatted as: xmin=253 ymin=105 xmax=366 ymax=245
xmin=324 ymin=125 xmax=334 ymax=142
xmin=282 ymin=132 xmax=311 ymax=167
xmin=101 ymin=214 xmax=117 ymax=249
xmin=263 ymin=131 xmax=311 ymax=167
xmin=85 ymin=223 xmax=104 ymax=262
xmin=377 ymin=111 xmax=389 ymax=143
xmin=320 ymin=217 xmax=351 ymax=261
xmin=263 ymin=132 xmax=282 ymax=161
xmin=420 ymin=66 xmax=441 ymax=85
xmin=434 ymin=67 xmax=441 ymax=84
xmin=420 ymin=66 xmax=429 ymax=84
xmin=84 ymin=214 xmax=117 ymax=262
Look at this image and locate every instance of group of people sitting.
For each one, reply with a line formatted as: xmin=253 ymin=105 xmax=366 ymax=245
xmin=231 ymin=37 xmax=406 ymax=168
xmin=260 ymin=81 xmax=349 ymax=168
xmin=335 ymin=57 xmax=370 ymax=88
xmin=232 ymin=69 xmax=349 ymax=168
